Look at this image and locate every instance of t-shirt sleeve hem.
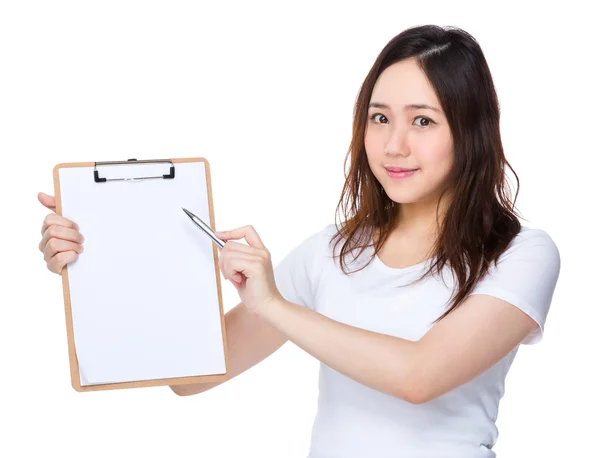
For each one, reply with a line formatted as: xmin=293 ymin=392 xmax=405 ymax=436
xmin=468 ymin=286 xmax=544 ymax=345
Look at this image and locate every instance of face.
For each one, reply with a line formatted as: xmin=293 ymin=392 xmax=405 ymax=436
xmin=365 ymin=58 xmax=454 ymax=211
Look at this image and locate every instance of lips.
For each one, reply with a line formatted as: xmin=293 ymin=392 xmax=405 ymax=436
xmin=385 ymin=167 xmax=417 ymax=173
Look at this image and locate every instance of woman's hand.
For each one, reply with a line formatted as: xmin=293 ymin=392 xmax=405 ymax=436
xmin=38 ymin=192 xmax=85 ymax=275
xmin=215 ymin=225 xmax=283 ymax=316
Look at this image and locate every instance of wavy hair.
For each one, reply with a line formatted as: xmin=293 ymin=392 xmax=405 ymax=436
xmin=330 ymin=25 xmax=524 ymax=323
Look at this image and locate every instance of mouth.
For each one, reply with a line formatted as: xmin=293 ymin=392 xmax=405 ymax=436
xmin=385 ymin=166 xmax=418 ymax=173
xmin=385 ymin=168 xmax=418 ymax=179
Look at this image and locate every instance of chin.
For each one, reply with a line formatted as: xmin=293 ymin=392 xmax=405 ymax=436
xmin=384 ymin=192 xmax=421 ymax=205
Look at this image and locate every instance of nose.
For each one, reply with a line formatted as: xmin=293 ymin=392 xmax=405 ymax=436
xmin=384 ymin=125 xmax=409 ymax=156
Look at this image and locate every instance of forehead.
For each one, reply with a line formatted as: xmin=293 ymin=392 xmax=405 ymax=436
xmin=370 ymin=59 xmax=438 ymax=107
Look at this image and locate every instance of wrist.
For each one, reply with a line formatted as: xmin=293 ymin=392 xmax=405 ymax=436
xmin=259 ymin=295 xmax=287 ymax=323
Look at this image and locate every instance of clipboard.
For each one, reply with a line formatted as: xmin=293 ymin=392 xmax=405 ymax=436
xmin=52 ymin=157 xmax=229 ymax=392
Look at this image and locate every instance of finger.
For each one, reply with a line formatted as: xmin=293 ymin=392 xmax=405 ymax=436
xmin=221 ymin=251 xmax=261 ymax=282
xmin=48 ymin=250 xmax=79 ymax=275
xmin=228 ymin=257 xmax=260 ymax=281
xmin=216 ymin=225 xmax=266 ymax=251
xmin=44 ymin=238 xmax=84 ymax=263
xmin=41 ymin=213 xmax=80 ymax=236
xmin=40 ymin=222 xmax=83 ymax=252
xmin=233 ymin=275 xmax=245 ymax=289
xmin=221 ymin=240 xmax=262 ymax=256
xmin=42 ymin=231 xmax=84 ymax=261
xmin=38 ymin=192 xmax=56 ymax=212
xmin=217 ymin=240 xmax=263 ymax=273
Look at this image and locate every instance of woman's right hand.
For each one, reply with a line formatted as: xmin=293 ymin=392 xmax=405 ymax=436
xmin=38 ymin=192 xmax=85 ymax=275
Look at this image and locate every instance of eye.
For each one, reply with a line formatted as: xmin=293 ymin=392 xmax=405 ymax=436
xmin=413 ymin=115 xmax=435 ymax=128
xmin=368 ymin=113 xmax=435 ymax=128
xmin=369 ymin=113 xmax=388 ymax=124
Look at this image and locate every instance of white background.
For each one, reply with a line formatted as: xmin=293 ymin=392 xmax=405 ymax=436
xmin=1 ymin=1 xmax=598 ymax=457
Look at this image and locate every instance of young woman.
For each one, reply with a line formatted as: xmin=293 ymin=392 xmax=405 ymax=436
xmin=38 ymin=25 xmax=560 ymax=458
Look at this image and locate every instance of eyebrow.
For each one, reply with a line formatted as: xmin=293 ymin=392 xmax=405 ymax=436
xmin=368 ymin=102 xmax=442 ymax=114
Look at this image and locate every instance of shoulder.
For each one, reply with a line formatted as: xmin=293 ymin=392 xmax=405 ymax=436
xmin=298 ymin=223 xmax=337 ymax=249
xmin=273 ymin=223 xmax=338 ymax=310
xmin=500 ymin=226 xmax=560 ymax=266
xmin=276 ymin=223 xmax=337 ymax=263
xmin=471 ymin=225 xmax=562 ymax=299
xmin=299 ymin=222 xmax=340 ymax=252
xmin=470 ymin=226 xmax=561 ymax=345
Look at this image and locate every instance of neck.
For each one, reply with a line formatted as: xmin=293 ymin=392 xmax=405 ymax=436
xmin=391 ymin=193 xmax=450 ymax=239
xmin=394 ymin=206 xmax=439 ymax=236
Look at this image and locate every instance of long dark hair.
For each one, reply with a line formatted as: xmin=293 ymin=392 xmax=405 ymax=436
xmin=330 ymin=25 xmax=524 ymax=323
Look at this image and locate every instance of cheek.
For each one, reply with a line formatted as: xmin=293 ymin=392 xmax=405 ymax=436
xmin=433 ymin=148 xmax=454 ymax=172
xmin=422 ymin=154 xmax=454 ymax=190
xmin=364 ymin=130 xmax=379 ymax=157
xmin=417 ymin=140 xmax=453 ymax=167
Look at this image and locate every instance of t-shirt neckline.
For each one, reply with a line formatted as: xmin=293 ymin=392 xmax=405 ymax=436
xmin=372 ymin=249 xmax=433 ymax=274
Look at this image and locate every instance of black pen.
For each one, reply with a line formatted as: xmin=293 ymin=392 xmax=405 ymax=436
xmin=182 ymin=207 xmax=226 ymax=249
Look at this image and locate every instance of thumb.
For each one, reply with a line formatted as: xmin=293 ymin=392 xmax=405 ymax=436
xmin=38 ymin=192 xmax=56 ymax=212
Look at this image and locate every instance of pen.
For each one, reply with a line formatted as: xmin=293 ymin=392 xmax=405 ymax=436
xmin=182 ymin=207 xmax=226 ymax=249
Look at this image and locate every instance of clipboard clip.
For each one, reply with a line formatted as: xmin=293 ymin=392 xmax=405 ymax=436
xmin=94 ymin=158 xmax=176 ymax=183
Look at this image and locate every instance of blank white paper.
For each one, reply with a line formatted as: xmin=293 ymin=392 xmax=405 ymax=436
xmin=58 ymin=161 xmax=226 ymax=386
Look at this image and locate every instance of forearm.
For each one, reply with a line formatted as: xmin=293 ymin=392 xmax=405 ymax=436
xmin=170 ymin=380 xmax=223 ymax=396
xmin=259 ymin=299 xmax=421 ymax=403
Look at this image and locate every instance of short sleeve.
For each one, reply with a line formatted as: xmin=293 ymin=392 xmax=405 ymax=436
xmin=273 ymin=225 xmax=330 ymax=311
xmin=468 ymin=228 xmax=561 ymax=345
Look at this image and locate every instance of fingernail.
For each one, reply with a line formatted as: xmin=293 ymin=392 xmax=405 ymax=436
xmin=79 ymin=234 xmax=84 ymax=242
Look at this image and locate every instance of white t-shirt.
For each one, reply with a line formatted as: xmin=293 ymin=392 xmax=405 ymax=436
xmin=273 ymin=223 xmax=561 ymax=458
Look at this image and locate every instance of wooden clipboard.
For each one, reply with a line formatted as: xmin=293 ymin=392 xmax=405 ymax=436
xmin=53 ymin=157 xmax=229 ymax=392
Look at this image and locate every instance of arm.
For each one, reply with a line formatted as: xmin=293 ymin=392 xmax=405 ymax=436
xmin=259 ymin=294 xmax=537 ymax=404
xmin=170 ymin=301 xmax=288 ymax=396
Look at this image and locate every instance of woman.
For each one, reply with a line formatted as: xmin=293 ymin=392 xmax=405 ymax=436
xmin=38 ymin=25 xmax=560 ymax=458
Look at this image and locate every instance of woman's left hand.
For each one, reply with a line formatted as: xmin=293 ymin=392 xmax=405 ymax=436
xmin=214 ymin=225 xmax=283 ymax=316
